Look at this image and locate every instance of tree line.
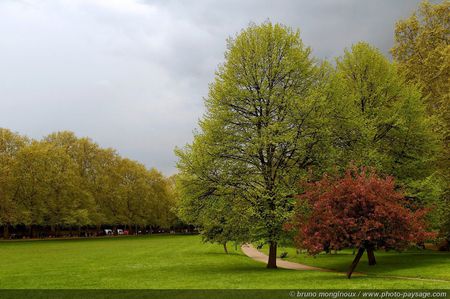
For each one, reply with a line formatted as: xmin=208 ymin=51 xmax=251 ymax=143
xmin=0 ymin=129 xmax=178 ymax=238
xmin=176 ymin=1 xmax=449 ymax=269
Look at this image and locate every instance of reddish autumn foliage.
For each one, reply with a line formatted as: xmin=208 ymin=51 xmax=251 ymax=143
xmin=293 ymin=167 xmax=434 ymax=255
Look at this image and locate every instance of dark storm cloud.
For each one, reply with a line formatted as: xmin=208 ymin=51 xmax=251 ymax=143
xmin=0 ymin=0 xmax=424 ymax=174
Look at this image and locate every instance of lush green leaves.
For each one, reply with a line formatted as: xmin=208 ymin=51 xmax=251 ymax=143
xmin=0 ymin=129 xmax=176 ymax=235
xmin=391 ymin=0 xmax=449 ymax=234
xmin=176 ymin=22 xmax=332 ymax=267
xmin=328 ymin=43 xmax=440 ymax=213
xmin=176 ymin=21 xmax=445 ymax=265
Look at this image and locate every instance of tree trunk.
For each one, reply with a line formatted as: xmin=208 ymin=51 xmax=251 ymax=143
xmin=223 ymin=242 xmax=228 ymax=254
xmin=367 ymin=246 xmax=376 ymax=266
xmin=3 ymin=224 xmax=9 ymax=239
xmin=347 ymin=247 xmax=365 ymax=278
xmin=267 ymin=241 xmax=278 ymax=269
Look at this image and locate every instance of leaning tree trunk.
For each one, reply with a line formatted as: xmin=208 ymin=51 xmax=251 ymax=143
xmin=366 ymin=246 xmax=377 ymax=266
xmin=267 ymin=241 xmax=278 ymax=269
xmin=347 ymin=247 xmax=365 ymax=278
xmin=223 ymin=242 xmax=228 ymax=254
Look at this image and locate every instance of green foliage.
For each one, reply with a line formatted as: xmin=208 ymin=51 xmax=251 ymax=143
xmin=328 ymin=43 xmax=440 ymax=217
xmin=0 ymin=128 xmax=177 ymax=235
xmin=176 ymin=134 xmax=252 ymax=247
xmin=391 ymin=0 xmax=450 ymax=233
xmin=176 ymin=22 xmax=444 ymax=266
xmin=176 ymin=22 xmax=332 ymax=266
xmin=391 ymin=0 xmax=449 ymax=121
xmin=0 ymin=128 xmax=29 ymax=227
xmin=14 ymin=141 xmax=92 ymax=228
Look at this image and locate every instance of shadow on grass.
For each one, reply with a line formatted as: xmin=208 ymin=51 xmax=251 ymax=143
xmin=292 ymin=250 xmax=450 ymax=280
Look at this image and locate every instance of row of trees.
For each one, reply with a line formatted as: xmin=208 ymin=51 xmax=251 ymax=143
xmin=176 ymin=0 xmax=449 ymax=269
xmin=0 ymin=129 xmax=177 ymax=238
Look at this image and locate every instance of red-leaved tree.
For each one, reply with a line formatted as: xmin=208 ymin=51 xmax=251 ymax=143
xmin=292 ymin=167 xmax=434 ymax=278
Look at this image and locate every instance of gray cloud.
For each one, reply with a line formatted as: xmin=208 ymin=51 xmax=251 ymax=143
xmin=0 ymin=0 xmax=426 ymax=174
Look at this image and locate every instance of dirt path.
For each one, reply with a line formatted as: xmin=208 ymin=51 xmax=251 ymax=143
xmin=241 ymin=244 xmax=450 ymax=283
xmin=241 ymin=244 xmax=333 ymax=272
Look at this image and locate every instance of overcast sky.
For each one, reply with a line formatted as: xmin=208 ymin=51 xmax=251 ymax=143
xmin=0 ymin=0 xmax=426 ymax=175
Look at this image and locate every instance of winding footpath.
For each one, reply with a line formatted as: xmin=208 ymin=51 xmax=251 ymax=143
xmin=241 ymin=244 xmax=333 ymax=272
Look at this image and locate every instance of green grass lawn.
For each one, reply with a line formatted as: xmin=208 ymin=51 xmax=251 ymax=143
xmin=264 ymin=245 xmax=450 ymax=281
xmin=0 ymin=235 xmax=449 ymax=289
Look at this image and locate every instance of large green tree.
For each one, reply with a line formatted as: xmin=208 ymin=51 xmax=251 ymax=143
xmin=391 ymin=0 xmax=449 ymax=235
xmin=329 ymin=43 xmax=440 ymax=218
xmin=176 ymin=22 xmax=330 ymax=268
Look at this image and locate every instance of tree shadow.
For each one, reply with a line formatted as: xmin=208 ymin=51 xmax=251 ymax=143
xmin=295 ymin=250 xmax=450 ymax=280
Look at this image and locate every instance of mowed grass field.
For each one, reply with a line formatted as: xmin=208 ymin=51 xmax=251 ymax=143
xmin=0 ymin=235 xmax=449 ymax=289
